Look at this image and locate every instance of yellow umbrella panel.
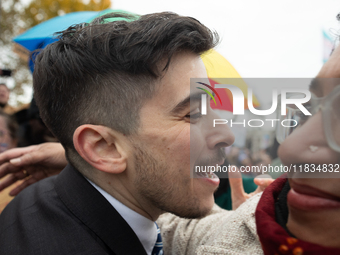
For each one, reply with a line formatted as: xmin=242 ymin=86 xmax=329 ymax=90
xmin=201 ymin=49 xmax=260 ymax=112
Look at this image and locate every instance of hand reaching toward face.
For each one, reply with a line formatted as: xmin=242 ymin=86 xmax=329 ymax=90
xmin=0 ymin=143 xmax=67 ymax=196
xmin=229 ymin=168 xmax=274 ymax=210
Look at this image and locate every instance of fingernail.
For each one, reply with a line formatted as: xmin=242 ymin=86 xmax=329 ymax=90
xmin=257 ymin=174 xmax=271 ymax=179
xmin=10 ymin=158 xmax=21 ymax=165
xmin=257 ymin=179 xmax=264 ymax=185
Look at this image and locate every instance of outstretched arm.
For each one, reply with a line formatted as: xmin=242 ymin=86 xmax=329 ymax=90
xmin=0 ymin=142 xmax=67 ymax=196
xmin=229 ymin=170 xmax=274 ymax=210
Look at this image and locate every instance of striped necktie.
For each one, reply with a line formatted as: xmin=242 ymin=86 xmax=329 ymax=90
xmin=152 ymin=223 xmax=163 ymax=255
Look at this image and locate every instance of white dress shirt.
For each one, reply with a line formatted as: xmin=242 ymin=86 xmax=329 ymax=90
xmin=87 ymin=179 xmax=157 ymax=255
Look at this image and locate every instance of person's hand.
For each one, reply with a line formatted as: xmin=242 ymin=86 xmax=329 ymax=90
xmin=0 ymin=142 xmax=67 ymax=196
xmin=229 ymin=169 xmax=274 ymax=210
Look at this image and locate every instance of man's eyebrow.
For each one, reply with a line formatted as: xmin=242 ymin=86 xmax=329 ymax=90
xmin=170 ymin=92 xmax=206 ymax=114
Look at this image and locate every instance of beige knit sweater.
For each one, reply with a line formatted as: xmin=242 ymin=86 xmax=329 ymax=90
xmin=156 ymin=193 xmax=263 ymax=255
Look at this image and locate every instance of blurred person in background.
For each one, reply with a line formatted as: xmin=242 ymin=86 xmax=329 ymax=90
xmin=225 ymin=146 xmax=240 ymax=166
xmin=14 ymin=98 xmax=57 ymax=147
xmin=0 ymin=111 xmax=18 ymax=212
xmin=252 ymin=150 xmax=272 ymax=171
xmin=0 ymin=111 xmax=18 ymax=153
xmin=0 ymin=83 xmax=16 ymax=114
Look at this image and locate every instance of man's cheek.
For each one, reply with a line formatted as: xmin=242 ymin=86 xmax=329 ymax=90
xmin=188 ymin=126 xmax=201 ymax=144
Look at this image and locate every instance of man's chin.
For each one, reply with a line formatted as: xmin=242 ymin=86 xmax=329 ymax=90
xmin=172 ymin=201 xmax=214 ymax=219
xmin=182 ymin=208 xmax=212 ymax=219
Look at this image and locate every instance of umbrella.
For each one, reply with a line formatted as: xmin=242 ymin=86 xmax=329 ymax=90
xmin=201 ymin=49 xmax=260 ymax=112
xmin=13 ymin=9 xmax=135 ymax=53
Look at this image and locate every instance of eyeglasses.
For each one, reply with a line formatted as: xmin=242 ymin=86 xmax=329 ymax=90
xmin=276 ymin=85 xmax=340 ymax=153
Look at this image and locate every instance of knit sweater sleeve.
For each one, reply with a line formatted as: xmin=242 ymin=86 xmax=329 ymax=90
xmin=156 ymin=204 xmax=233 ymax=255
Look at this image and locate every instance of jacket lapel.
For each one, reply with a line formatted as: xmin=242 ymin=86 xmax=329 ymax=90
xmin=55 ymin=164 xmax=147 ymax=255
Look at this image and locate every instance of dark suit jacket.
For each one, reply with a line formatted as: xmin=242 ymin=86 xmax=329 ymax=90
xmin=0 ymin=164 xmax=147 ymax=255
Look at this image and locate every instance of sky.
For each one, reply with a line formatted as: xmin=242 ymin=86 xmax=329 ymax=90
xmin=112 ymin=0 xmax=340 ymax=78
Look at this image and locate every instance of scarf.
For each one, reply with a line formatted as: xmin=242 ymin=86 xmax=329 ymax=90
xmin=256 ymin=177 xmax=340 ymax=255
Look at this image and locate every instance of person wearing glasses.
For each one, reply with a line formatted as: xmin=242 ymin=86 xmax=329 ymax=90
xmin=157 ymin=43 xmax=340 ymax=254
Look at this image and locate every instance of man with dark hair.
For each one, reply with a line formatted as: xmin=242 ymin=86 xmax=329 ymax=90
xmin=0 ymin=83 xmax=15 ymax=114
xmin=0 ymin=12 xmax=235 ymax=255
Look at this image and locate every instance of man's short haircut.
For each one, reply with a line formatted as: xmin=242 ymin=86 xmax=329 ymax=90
xmin=33 ymin=12 xmax=218 ymax=165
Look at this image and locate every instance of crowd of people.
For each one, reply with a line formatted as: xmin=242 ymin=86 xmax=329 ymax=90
xmin=0 ymin=11 xmax=339 ymax=255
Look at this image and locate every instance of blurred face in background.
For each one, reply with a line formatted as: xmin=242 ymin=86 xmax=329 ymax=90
xmin=0 ymin=114 xmax=17 ymax=152
xmin=0 ymin=85 xmax=10 ymax=106
xmin=278 ymin=45 xmax=340 ymax=248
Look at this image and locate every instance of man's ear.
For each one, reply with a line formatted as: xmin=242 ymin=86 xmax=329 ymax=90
xmin=73 ymin=125 xmax=127 ymax=174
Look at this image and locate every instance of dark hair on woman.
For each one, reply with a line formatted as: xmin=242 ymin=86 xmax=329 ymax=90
xmin=33 ymin=12 xmax=219 ymax=162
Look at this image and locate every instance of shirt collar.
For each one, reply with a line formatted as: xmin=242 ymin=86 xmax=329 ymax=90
xmin=87 ymin=179 xmax=157 ymax=255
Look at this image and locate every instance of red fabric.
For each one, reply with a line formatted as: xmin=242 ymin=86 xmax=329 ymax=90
xmin=255 ymin=178 xmax=340 ymax=255
xmin=208 ymin=78 xmax=259 ymax=112
xmin=208 ymin=78 xmax=233 ymax=112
